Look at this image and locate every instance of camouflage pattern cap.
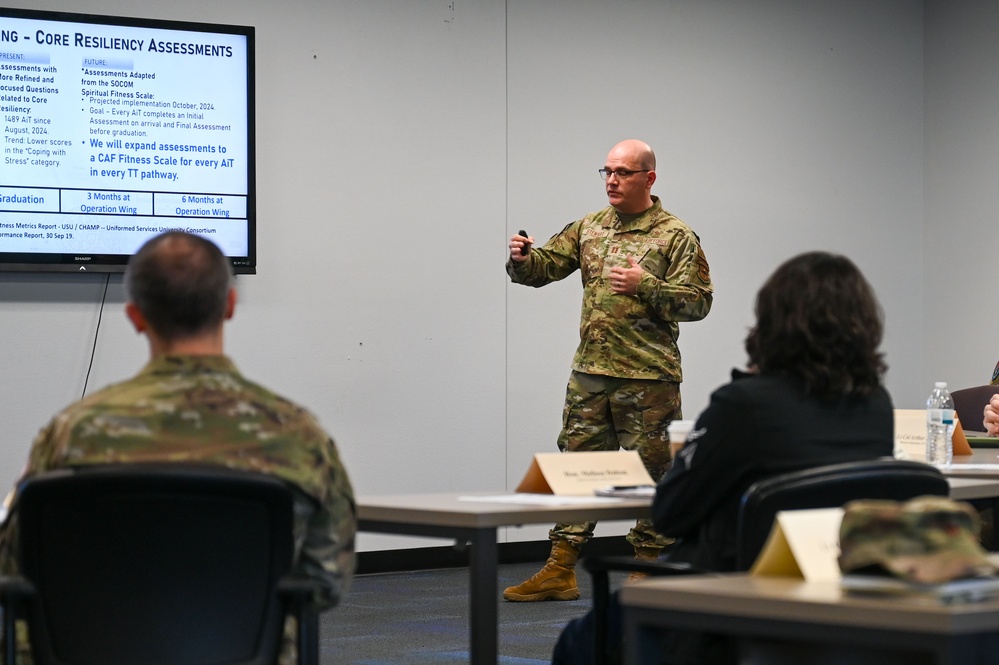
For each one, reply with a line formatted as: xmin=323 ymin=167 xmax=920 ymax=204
xmin=838 ymin=495 xmax=995 ymax=584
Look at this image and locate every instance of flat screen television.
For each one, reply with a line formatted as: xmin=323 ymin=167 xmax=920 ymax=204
xmin=0 ymin=7 xmax=255 ymax=273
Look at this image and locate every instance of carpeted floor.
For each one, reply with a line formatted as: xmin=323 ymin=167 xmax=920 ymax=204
xmin=321 ymin=561 xmax=624 ymax=664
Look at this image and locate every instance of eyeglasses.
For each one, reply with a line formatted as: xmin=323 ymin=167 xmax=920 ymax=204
xmin=598 ymin=168 xmax=650 ymax=181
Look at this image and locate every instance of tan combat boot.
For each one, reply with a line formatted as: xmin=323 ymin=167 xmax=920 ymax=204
xmin=626 ymin=545 xmax=663 ymax=583
xmin=502 ymin=540 xmax=580 ymax=601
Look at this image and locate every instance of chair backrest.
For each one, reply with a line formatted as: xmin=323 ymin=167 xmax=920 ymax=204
xmin=14 ymin=464 xmax=296 ymax=665
xmin=735 ymin=459 xmax=949 ymax=570
xmin=951 ymin=384 xmax=999 ymax=432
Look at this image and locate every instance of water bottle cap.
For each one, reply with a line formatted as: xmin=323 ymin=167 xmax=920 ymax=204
xmin=935 ymin=381 xmax=948 ymax=388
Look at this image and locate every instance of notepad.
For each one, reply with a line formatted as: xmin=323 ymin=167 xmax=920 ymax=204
xmin=966 ymin=435 xmax=999 ymax=447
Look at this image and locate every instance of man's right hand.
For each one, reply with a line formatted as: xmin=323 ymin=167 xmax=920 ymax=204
xmin=509 ymin=233 xmax=533 ymax=262
xmin=984 ymin=394 xmax=999 ymax=435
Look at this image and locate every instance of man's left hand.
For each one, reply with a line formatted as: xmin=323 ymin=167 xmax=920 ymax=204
xmin=608 ymin=256 xmax=644 ymax=295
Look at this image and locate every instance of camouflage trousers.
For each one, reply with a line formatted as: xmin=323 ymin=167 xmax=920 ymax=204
xmin=550 ymin=371 xmax=681 ymax=549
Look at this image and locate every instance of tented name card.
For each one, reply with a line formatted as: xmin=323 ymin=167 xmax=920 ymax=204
xmin=515 ymin=450 xmax=654 ymax=496
xmin=894 ymin=409 xmax=971 ymax=461
xmin=750 ymin=507 xmax=844 ymax=582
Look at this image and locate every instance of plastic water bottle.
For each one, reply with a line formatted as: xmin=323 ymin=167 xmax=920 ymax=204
xmin=926 ymin=381 xmax=955 ymax=465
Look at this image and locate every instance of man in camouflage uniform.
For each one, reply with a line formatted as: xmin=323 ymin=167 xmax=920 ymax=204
xmin=504 ymin=139 xmax=713 ymax=601
xmin=0 ymin=231 xmax=356 ymax=662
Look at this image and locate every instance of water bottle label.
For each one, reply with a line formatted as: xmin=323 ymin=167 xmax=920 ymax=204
xmin=927 ymin=408 xmax=954 ymax=424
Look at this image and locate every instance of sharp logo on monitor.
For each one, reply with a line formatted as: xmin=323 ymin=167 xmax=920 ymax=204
xmin=0 ymin=8 xmax=256 ymax=273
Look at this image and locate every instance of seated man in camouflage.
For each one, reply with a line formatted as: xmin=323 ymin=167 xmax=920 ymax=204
xmin=0 ymin=230 xmax=356 ymax=663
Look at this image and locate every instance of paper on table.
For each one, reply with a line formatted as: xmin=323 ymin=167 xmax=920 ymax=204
xmin=594 ymin=485 xmax=655 ymax=498
xmin=840 ymin=574 xmax=999 ymax=604
xmin=457 ymin=494 xmax=625 ymax=506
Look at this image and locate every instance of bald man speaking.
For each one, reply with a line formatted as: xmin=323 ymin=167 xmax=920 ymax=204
xmin=505 ymin=139 xmax=713 ymax=601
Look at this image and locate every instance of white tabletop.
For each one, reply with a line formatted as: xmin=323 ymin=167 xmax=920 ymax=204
xmin=356 ymin=490 xmax=653 ymax=665
xmin=948 ymin=476 xmax=999 ymax=499
xmin=944 ymin=450 xmax=999 ymax=477
xmin=357 ymin=491 xmax=652 ymax=529
xmin=621 ymin=573 xmax=999 ymax=635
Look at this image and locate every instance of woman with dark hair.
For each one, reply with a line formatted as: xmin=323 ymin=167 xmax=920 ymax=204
xmin=655 ymin=251 xmax=891 ymax=574
xmin=745 ymin=251 xmax=886 ymax=400
xmin=552 ymin=251 xmax=894 ymax=665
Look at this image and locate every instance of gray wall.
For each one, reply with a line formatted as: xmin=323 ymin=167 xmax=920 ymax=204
xmin=0 ymin=0 xmax=979 ymax=551
xmin=924 ymin=0 xmax=999 ymax=391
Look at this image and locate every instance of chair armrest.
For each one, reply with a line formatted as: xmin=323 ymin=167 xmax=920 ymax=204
xmin=582 ymin=555 xmax=700 ymax=576
xmin=0 ymin=575 xmax=35 ymax=600
xmin=0 ymin=576 xmax=35 ymax=665
xmin=276 ymin=576 xmax=325 ymax=604
xmin=277 ymin=577 xmax=325 ymax=665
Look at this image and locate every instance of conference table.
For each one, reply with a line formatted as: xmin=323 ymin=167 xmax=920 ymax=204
xmin=947 ymin=475 xmax=999 ymax=500
xmin=946 ymin=449 xmax=999 ymax=477
xmin=620 ymin=573 xmax=999 ymax=664
xmin=355 ymin=492 xmax=652 ymax=665
xmin=355 ymin=476 xmax=999 ymax=665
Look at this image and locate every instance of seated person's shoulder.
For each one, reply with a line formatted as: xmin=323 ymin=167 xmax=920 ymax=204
xmin=715 ymin=369 xmax=785 ymax=400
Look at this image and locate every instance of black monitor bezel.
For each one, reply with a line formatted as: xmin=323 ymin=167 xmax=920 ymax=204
xmin=0 ymin=7 xmax=256 ymax=274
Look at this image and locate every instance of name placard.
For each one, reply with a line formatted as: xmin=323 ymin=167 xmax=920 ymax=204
xmin=750 ymin=507 xmax=844 ymax=582
xmin=894 ymin=409 xmax=971 ymax=461
xmin=514 ymin=450 xmax=654 ymax=496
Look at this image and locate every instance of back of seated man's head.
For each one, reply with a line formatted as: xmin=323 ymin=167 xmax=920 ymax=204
xmin=124 ymin=231 xmax=232 ymax=341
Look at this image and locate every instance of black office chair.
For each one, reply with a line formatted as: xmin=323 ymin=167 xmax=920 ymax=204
xmin=951 ymin=384 xmax=999 ymax=434
xmin=0 ymin=464 xmax=326 ymax=665
xmin=583 ymin=458 xmax=949 ymax=665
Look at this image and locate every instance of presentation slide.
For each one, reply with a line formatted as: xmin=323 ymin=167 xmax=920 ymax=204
xmin=0 ymin=12 xmax=251 ymax=262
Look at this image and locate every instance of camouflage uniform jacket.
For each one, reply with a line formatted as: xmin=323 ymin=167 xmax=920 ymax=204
xmin=0 ymin=354 xmax=356 ymax=611
xmin=507 ymin=197 xmax=713 ymax=382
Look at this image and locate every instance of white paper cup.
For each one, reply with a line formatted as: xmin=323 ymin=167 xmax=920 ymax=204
xmin=667 ymin=419 xmax=695 ymax=458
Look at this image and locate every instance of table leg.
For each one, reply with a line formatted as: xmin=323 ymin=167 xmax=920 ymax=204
xmin=467 ymin=528 xmax=499 ymax=665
